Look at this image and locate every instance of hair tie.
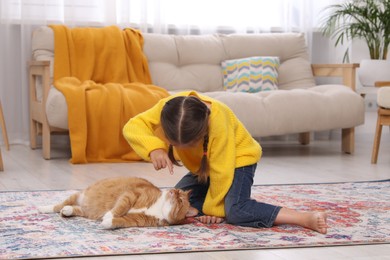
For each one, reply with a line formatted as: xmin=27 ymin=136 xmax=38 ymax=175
xmin=203 ymin=151 xmax=207 ymax=156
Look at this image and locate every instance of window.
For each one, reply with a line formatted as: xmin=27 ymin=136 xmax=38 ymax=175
xmin=1 ymin=0 xmax=339 ymax=33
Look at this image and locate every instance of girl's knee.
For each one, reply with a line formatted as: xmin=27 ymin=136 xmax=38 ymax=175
xmin=224 ymin=204 xmax=242 ymax=225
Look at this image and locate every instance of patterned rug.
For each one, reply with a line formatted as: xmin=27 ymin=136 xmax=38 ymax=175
xmin=1 ymin=180 xmax=390 ymax=259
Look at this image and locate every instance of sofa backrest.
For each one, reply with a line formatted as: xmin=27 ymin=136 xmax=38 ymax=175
xmin=31 ymin=26 xmax=316 ymax=94
xmin=143 ymin=32 xmax=316 ymax=92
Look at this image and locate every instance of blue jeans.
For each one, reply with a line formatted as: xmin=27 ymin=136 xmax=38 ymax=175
xmin=174 ymin=164 xmax=281 ymax=228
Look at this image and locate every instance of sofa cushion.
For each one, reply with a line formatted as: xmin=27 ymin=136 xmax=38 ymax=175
xmin=204 ymin=85 xmax=365 ymax=137
xmin=377 ymin=86 xmax=390 ymax=109
xmin=143 ymin=32 xmax=316 ymax=93
xmin=143 ymin=33 xmax=225 ymax=93
xmin=222 ymin=56 xmax=279 ymax=93
xmin=48 ymin=84 xmax=365 ymax=137
xmin=46 ymin=87 xmax=69 ymax=129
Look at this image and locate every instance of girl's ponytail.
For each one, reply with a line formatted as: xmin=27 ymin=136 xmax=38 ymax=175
xmin=196 ymin=134 xmax=209 ymax=183
xmin=168 ymin=144 xmax=181 ymax=167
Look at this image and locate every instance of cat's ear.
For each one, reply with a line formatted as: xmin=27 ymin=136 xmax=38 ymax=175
xmin=184 ymin=189 xmax=192 ymax=197
xmin=186 ymin=206 xmax=198 ymax=217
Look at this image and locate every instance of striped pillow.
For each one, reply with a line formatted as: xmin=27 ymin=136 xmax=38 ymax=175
xmin=222 ymin=56 xmax=280 ymax=93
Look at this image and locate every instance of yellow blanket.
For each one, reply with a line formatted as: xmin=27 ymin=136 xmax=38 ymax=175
xmin=50 ymin=25 xmax=169 ymax=163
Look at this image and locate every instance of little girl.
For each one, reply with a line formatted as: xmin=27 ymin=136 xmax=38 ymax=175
xmin=123 ymin=91 xmax=328 ymax=234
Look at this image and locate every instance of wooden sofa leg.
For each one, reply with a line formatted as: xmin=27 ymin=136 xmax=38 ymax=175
xmin=0 ymin=101 xmax=9 ymax=151
xmin=371 ymin=112 xmax=383 ymax=164
xmin=42 ymin=121 xmax=51 ymax=160
xmin=299 ymin=132 xmax=310 ymax=145
xmin=0 ymin=148 xmax=3 ymax=171
xmin=342 ymin=127 xmax=355 ymax=154
xmin=30 ymin=120 xmax=38 ymax=149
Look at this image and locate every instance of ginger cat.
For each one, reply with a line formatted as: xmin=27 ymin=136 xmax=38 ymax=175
xmin=38 ymin=177 xmax=195 ymax=229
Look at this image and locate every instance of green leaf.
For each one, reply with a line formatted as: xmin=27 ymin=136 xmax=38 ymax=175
xmin=319 ymin=0 xmax=390 ymax=61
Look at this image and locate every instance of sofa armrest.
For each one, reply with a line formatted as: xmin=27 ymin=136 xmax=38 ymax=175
xmin=28 ymin=60 xmax=51 ymax=106
xmin=375 ymin=81 xmax=390 ymax=87
xmin=28 ymin=60 xmax=51 ymax=152
xmin=28 ymin=61 xmax=50 ymax=108
xmin=312 ymin=63 xmax=359 ymax=91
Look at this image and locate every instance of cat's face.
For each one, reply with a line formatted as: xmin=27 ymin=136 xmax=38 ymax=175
xmin=165 ymin=189 xmax=191 ymax=224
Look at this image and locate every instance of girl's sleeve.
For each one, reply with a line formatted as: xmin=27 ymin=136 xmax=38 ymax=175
xmin=123 ymin=98 xmax=169 ymax=161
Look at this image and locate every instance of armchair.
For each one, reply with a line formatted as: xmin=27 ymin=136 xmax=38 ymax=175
xmin=371 ymin=81 xmax=390 ymax=163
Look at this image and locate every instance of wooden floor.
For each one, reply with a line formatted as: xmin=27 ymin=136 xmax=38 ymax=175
xmin=1 ymin=111 xmax=389 ymax=260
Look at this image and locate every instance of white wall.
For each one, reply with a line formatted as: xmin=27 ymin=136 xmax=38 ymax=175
xmin=311 ymin=32 xmax=377 ymax=111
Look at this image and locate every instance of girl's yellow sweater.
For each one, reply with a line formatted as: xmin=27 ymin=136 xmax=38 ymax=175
xmin=123 ymin=91 xmax=261 ymax=217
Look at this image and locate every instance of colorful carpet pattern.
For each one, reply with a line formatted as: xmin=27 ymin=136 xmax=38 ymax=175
xmin=1 ymin=180 xmax=390 ymax=259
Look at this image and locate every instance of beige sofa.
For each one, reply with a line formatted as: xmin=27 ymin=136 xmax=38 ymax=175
xmin=29 ymin=26 xmax=365 ymax=159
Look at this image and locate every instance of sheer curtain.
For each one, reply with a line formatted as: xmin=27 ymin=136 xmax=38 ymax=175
xmin=0 ymin=0 xmax=338 ymax=146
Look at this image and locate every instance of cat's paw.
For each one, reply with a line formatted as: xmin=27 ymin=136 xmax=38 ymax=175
xmin=60 ymin=206 xmax=74 ymax=217
xmin=37 ymin=205 xmax=55 ymax=213
xmin=100 ymin=211 xmax=113 ymax=229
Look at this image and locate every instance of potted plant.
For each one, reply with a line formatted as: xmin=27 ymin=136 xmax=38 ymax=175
xmin=320 ymin=0 xmax=390 ymax=87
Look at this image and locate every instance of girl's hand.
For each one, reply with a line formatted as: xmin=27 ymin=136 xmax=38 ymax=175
xmin=150 ymin=149 xmax=174 ymax=174
xmin=197 ymin=215 xmax=224 ymax=224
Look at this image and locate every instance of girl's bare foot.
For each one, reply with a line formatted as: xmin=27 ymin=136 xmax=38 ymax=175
xmin=274 ymin=208 xmax=328 ymax=234
xmin=197 ymin=215 xmax=224 ymax=224
xmin=306 ymin=212 xmax=328 ymax=234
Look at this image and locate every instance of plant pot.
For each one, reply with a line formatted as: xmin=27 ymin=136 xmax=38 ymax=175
xmin=358 ymin=59 xmax=390 ymax=87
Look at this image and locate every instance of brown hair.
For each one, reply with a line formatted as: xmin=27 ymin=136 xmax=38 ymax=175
xmin=161 ymin=96 xmax=210 ymax=183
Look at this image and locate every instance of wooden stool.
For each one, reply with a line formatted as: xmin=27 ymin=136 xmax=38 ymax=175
xmin=371 ymin=82 xmax=390 ymax=164
xmin=0 ymin=100 xmax=10 ymax=171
